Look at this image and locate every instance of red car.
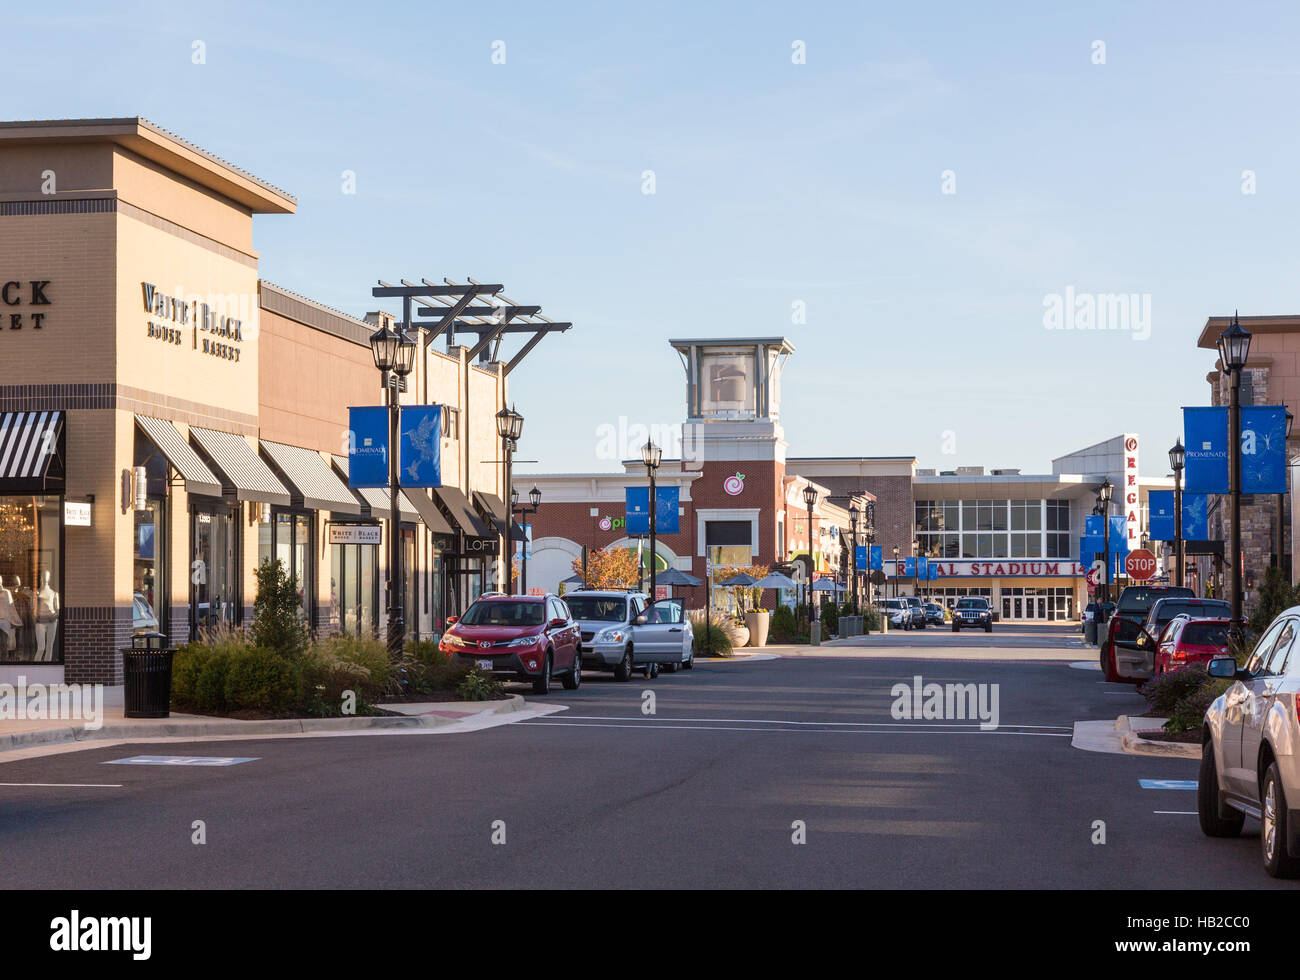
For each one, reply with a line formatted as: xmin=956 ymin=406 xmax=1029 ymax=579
xmin=438 ymin=594 xmax=582 ymax=695
xmin=1153 ymin=616 xmax=1232 ymax=677
xmin=1102 ymin=584 xmax=1194 ymax=683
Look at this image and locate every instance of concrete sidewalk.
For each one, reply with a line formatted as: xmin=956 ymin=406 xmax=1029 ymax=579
xmin=1071 ymin=714 xmax=1201 ymax=758
xmin=0 ymin=686 xmax=530 ymax=755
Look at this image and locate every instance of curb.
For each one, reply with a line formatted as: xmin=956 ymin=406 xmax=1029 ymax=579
xmin=0 ymin=695 xmax=527 ymax=754
xmin=1115 ymin=714 xmax=1200 ymax=759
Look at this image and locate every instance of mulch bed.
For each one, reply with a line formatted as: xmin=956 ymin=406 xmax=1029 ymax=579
xmin=1135 ymin=729 xmax=1200 ymax=745
xmin=379 ymin=690 xmax=509 ymax=703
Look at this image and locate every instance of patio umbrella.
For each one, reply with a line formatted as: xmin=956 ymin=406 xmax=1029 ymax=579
xmin=656 ymin=568 xmax=703 ymax=586
xmin=718 ymin=572 xmax=758 ymax=587
xmin=752 ymin=571 xmax=798 ymax=591
xmin=561 ymin=573 xmax=585 ymax=585
xmin=812 ymin=578 xmax=843 ymax=592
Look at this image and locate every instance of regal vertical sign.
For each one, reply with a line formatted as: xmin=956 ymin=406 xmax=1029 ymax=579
xmin=1123 ymin=433 xmax=1140 ymax=549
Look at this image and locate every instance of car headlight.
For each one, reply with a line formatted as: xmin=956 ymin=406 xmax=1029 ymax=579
xmin=597 ymin=629 xmax=625 ymax=643
xmin=506 ymin=635 xmax=539 ymax=647
xmin=444 ymin=634 xmax=471 ymax=647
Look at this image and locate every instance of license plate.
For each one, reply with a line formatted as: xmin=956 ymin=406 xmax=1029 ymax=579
xmin=476 ymin=659 xmax=493 ymax=670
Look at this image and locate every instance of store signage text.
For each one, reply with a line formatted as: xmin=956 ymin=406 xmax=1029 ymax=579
xmin=598 ymin=516 xmax=626 ymax=531
xmin=63 ymin=501 xmax=91 ymax=527
xmin=328 ymin=524 xmax=382 ymax=545
xmin=889 ymin=560 xmax=1085 ymax=578
xmin=2 ymin=279 xmax=51 ymax=330
xmin=142 ymin=282 xmax=244 ymax=362
xmin=1123 ymin=434 xmax=1140 ymax=547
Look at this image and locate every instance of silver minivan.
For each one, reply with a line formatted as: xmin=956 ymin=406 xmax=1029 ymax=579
xmin=565 ymin=590 xmax=693 ymax=679
xmin=1199 ymin=606 xmax=1300 ymax=876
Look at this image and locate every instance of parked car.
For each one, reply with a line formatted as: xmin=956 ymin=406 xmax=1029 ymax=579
xmin=901 ymin=595 xmax=926 ymax=629
xmin=878 ymin=598 xmax=911 ymax=629
xmin=563 ymin=589 xmax=683 ymax=679
xmin=952 ymin=596 xmax=993 ymax=632
xmin=1131 ymin=597 xmax=1232 ymax=676
xmin=438 ymin=594 xmax=582 ymax=694
xmin=1101 ymin=585 xmax=1194 ymax=683
xmin=1153 ymin=616 xmax=1232 ymax=677
xmin=1080 ymin=600 xmax=1115 ymax=632
xmin=1199 ymin=608 xmax=1300 ymax=877
xmin=924 ymin=602 xmax=946 ymax=626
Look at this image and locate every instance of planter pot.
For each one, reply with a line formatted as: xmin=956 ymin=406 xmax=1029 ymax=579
xmin=724 ymin=624 xmax=750 ymax=650
xmin=744 ymin=610 xmax=770 ymax=647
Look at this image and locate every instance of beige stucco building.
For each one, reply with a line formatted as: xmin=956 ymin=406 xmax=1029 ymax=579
xmin=0 ymin=118 xmax=528 ymax=685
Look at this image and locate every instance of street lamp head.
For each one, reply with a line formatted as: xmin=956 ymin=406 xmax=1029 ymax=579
xmin=802 ymin=484 xmax=818 ymax=508
xmin=1168 ymin=439 xmax=1185 ymax=473
xmin=392 ymin=327 xmax=418 ymax=377
xmin=849 ymin=504 xmax=859 ymax=524
xmin=640 ymin=438 xmax=662 ymax=471
xmin=368 ymin=322 xmax=398 ymax=372
xmin=1217 ymin=313 xmax=1252 ymax=372
xmin=511 ymin=486 xmax=519 ymax=508
xmin=892 ymin=546 xmax=900 ymax=557
xmin=495 ymin=404 xmax=524 ymax=443
xmin=1098 ymin=476 xmax=1113 ymax=505
xmin=529 ymin=485 xmax=542 ymax=509
xmin=1289 ymin=410 xmax=1295 ymax=440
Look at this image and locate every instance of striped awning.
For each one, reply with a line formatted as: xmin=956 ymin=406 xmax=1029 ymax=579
xmin=0 ymin=411 xmax=64 ymax=492
xmin=135 ymin=416 xmax=222 ymax=498
xmin=260 ymin=440 xmax=361 ymax=515
xmin=189 ymin=427 xmax=290 ymax=506
xmin=329 ymin=455 xmax=418 ymax=521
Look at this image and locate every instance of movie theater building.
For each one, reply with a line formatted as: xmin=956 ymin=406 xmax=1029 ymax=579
xmin=0 ymin=118 xmax=517 ymax=685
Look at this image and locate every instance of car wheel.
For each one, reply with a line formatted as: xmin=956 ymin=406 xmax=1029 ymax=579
xmin=562 ymin=650 xmax=582 ymax=690
xmin=1261 ymin=763 xmax=1300 ymax=877
xmin=664 ymin=661 xmax=679 ymax=673
xmin=614 ymin=646 xmax=633 ymax=682
xmin=1197 ymin=739 xmax=1243 ymax=838
xmin=532 ymin=653 xmax=552 ymax=695
xmin=683 ymin=649 xmax=694 ymax=670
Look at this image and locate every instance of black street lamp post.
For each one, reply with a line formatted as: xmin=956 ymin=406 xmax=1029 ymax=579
xmin=641 ymin=439 xmax=662 ymax=602
xmin=495 ymin=405 xmax=524 ymax=592
xmin=803 ymin=484 xmax=818 ymax=642
xmin=1098 ymin=477 xmax=1113 ymax=612
xmin=1169 ymin=439 xmax=1185 ymax=589
xmin=369 ymin=317 xmax=418 ymax=660
xmin=512 ymin=485 xmax=541 ymax=595
xmin=1218 ymin=314 xmax=1253 ymax=646
xmin=892 ymin=546 xmax=900 ymax=600
xmin=849 ymin=503 xmax=860 ymax=615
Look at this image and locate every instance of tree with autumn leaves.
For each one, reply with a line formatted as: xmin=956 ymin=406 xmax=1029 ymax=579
xmin=572 ymin=548 xmax=642 ymax=590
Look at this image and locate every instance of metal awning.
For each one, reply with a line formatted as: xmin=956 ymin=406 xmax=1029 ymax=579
xmin=260 ymin=440 xmax=361 ymax=515
xmin=329 ymin=455 xmax=418 ymax=521
xmin=188 ymin=427 xmax=290 ymax=506
xmin=474 ymin=491 xmax=526 ymax=540
xmin=0 ymin=411 xmax=64 ymax=493
xmin=403 ymin=488 xmax=455 ymax=535
xmin=135 ymin=416 xmax=222 ymax=498
xmin=434 ymin=486 xmax=495 ymax=539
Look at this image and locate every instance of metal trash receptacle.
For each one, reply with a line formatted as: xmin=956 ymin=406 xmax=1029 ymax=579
xmin=1084 ymin=620 xmax=1097 ymax=644
xmin=122 ymin=632 xmax=175 ymax=719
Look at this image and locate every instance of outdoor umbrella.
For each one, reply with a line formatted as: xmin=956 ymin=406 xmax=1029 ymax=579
xmin=657 ymin=568 xmax=703 ymax=586
xmin=561 ymin=573 xmax=585 ymax=585
xmin=718 ymin=572 xmax=758 ymax=587
xmin=812 ymin=578 xmax=844 ymax=592
xmin=752 ymin=571 xmax=798 ymax=591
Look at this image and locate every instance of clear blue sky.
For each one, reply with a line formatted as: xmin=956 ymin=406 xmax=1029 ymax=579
xmin=9 ymin=0 xmax=1300 ymax=476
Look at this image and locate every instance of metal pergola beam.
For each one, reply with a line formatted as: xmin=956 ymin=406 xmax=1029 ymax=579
xmin=415 ymin=304 xmax=541 ymax=319
xmin=373 ymin=283 xmax=503 ymax=298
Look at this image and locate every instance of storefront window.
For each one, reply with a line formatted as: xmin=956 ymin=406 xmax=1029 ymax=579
xmin=402 ymin=525 xmax=417 ymax=640
xmin=258 ymin=510 xmax=315 ymax=622
xmin=133 ymin=499 xmax=166 ymax=637
xmin=330 ymin=533 xmax=378 ymax=637
xmin=191 ymin=500 xmax=239 ymax=635
xmin=0 ymin=495 xmax=61 ymax=663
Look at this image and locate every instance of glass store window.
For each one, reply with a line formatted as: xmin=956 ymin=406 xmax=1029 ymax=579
xmin=259 ymin=510 xmax=315 ymax=622
xmin=133 ymin=499 xmax=167 ymax=636
xmin=402 ymin=525 xmax=418 ymax=640
xmin=0 ymin=496 xmax=61 ymax=663
xmin=191 ymin=499 xmax=240 ymax=635
xmin=330 ymin=531 xmax=379 ymax=637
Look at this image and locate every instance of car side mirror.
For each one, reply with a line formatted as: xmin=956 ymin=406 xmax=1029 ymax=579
xmin=446 ymin=615 xmax=458 ymax=626
xmin=1208 ymin=657 xmax=1239 ymax=679
xmin=634 ymin=615 xmax=647 ymax=626
xmin=550 ymin=617 xmax=567 ymax=629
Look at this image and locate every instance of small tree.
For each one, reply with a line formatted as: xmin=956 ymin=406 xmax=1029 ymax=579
xmin=574 ymin=548 xmax=641 ymax=590
xmin=252 ymin=558 xmax=308 ymax=658
xmin=1249 ymin=565 xmax=1300 ymax=634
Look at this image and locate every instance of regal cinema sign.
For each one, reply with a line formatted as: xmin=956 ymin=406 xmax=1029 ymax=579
xmin=142 ymin=282 xmax=246 ymax=362
xmin=1122 ymin=433 xmax=1140 ymax=547
xmin=890 ymin=560 xmax=1086 ymax=578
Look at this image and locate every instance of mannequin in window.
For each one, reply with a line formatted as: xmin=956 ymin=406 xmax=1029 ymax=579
xmin=12 ymin=576 xmax=34 ymax=660
xmin=0 ymin=575 xmax=17 ymax=657
xmin=35 ymin=570 xmax=59 ymax=662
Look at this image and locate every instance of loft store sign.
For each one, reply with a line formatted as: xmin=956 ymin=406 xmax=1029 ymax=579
xmin=889 ymin=560 xmax=1085 ymax=578
xmin=1 ymin=279 xmax=51 ymax=330
xmin=141 ymin=282 xmax=246 ymax=362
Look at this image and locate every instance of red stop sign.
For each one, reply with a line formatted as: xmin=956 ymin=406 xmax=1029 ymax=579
xmin=1126 ymin=549 xmax=1157 ymax=581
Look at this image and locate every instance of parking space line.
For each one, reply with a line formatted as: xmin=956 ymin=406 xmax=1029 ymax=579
xmin=545 ymin=714 xmax=1071 ymax=730
xmin=1139 ymin=779 xmax=1198 ymax=790
xmin=1154 ymin=810 xmax=1198 ymax=815
xmin=0 ymin=782 xmax=122 ymax=788
xmin=522 ymin=721 xmax=1071 ymax=736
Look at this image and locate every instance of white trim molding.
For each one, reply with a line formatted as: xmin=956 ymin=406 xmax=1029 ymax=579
xmin=695 ymin=507 xmax=761 ymax=558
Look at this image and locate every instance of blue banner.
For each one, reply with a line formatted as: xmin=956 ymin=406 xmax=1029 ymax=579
xmin=904 ymin=556 xmax=916 ymax=578
xmin=1184 ymin=407 xmax=1229 ymax=493
xmin=1080 ymin=535 xmax=1104 ymax=566
xmin=869 ymin=545 xmax=882 ymax=571
xmin=348 ymin=407 xmax=389 ymax=488
xmin=855 ymin=545 xmax=867 ymax=571
xmin=1148 ymin=490 xmax=1175 ymax=541
xmin=916 ymin=556 xmax=929 ymax=580
xmin=654 ymin=486 xmax=680 ymax=534
xmin=625 ymin=487 xmax=649 ymax=535
xmin=1183 ymin=493 xmax=1208 ymax=540
xmin=1242 ymin=406 xmax=1288 ymax=494
xmin=1085 ymin=514 xmax=1104 ymax=537
xmin=398 ymin=405 xmax=442 ymax=487
xmin=1109 ymin=515 xmax=1128 ymax=552
xmin=626 ymin=486 xmax=678 ymax=535
xmin=928 ymin=561 xmax=940 ymax=581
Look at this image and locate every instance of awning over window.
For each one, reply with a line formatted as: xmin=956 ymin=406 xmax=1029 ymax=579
xmin=474 ymin=491 xmax=526 ymax=541
xmin=260 ymin=440 xmax=361 ymax=515
xmin=135 ymin=416 xmax=222 ymax=498
xmin=0 ymin=411 xmax=64 ymax=493
xmin=188 ymin=427 xmax=290 ymax=506
xmin=329 ymin=455 xmax=418 ymax=522
xmin=403 ymin=488 xmax=455 ymax=535
xmin=434 ymin=486 xmax=495 ymax=539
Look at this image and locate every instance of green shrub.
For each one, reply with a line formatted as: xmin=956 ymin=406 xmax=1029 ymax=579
xmin=306 ymin=633 xmax=395 ymax=702
xmin=770 ymin=605 xmax=799 ymax=643
xmin=225 ymin=646 xmax=299 ymax=712
xmin=693 ymin=618 xmax=733 ymax=657
xmin=457 ymin=669 xmax=503 ymax=701
xmin=863 ymin=606 xmax=881 ymax=632
xmin=1165 ymin=679 xmax=1231 ymax=735
xmin=170 ymin=644 xmax=212 ymax=710
xmin=1141 ymin=664 xmax=1211 ymax=716
xmin=819 ymin=600 xmax=839 ymax=635
xmin=195 ymin=654 xmax=231 ymax=714
xmin=252 ymin=557 xmax=309 ymax=658
xmin=405 ymin=638 xmax=442 ymax=666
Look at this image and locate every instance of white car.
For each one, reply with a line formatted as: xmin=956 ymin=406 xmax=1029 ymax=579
xmin=877 ymin=598 xmax=911 ymax=629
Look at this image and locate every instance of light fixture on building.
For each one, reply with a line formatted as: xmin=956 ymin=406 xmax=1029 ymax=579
xmin=133 ymin=466 xmax=148 ymax=511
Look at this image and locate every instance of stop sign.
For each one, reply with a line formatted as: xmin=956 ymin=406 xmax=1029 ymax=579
xmin=1126 ymin=549 xmax=1157 ymax=581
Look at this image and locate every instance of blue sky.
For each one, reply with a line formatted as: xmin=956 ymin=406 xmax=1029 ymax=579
xmin=9 ymin=0 xmax=1300 ymax=475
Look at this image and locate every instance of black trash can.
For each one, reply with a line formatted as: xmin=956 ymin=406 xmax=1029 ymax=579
xmin=122 ymin=632 xmax=176 ymax=719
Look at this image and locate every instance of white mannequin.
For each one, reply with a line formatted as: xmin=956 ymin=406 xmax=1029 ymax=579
xmin=0 ymin=576 xmax=17 ymax=656
xmin=35 ymin=570 xmax=58 ymax=662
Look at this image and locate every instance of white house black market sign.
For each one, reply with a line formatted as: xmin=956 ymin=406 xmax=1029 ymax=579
xmin=2 ymin=280 xmax=51 ymax=330
xmin=142 ymin=282 xmax=244 ymax=362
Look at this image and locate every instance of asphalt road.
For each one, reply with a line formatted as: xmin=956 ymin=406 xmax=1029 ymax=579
xmin=0 ymin=629 xmax=1290 ymax=889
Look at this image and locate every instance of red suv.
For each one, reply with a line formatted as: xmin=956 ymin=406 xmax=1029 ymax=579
xmin=1153 ymin=616 xmax=1232 ymax=676
xmin=1101 ymin=584 xmax=1193 ymax=683
xmin=438 ymin=594 xmax=581 ymax=694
